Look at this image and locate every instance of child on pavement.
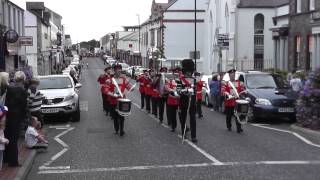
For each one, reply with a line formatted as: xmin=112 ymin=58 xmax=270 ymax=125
xmin=25 ymin=117 xmax=48 ymax=150
xmin=0 ymin=105 xmax=9 ymax=170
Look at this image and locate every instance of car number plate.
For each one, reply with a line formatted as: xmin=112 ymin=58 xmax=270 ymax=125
xmin=278 ymin=108 xmax=295 ymax=113
xmin=42 ymin=108 xmax=59 ymax=114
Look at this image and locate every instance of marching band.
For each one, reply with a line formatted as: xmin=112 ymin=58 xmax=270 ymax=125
xmin=97 ymin=60 xmax=248 ymax=141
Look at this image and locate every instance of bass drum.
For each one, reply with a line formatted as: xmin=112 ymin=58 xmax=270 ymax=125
xmin=117 ymin=99 xmax=132 ymax=117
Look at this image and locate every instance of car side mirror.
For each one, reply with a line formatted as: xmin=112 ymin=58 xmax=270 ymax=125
xmin=75 ymin=83 xmax=82 ymax=89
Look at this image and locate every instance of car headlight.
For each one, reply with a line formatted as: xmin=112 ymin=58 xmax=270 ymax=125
xmin=64 ymin=94 xmax=76 ymax=102
xmin=255 ymin=98 xmax=272 ymax=106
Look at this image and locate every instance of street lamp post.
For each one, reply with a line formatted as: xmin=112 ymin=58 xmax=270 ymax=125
xmin=137 ymin=14 xmax=141 ymax=53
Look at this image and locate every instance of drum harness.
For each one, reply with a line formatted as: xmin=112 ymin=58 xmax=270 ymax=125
xmin=111 ymin=78 xmax=136 ymax=117
xmin=227 ymin=81 xmax=249 ymax=125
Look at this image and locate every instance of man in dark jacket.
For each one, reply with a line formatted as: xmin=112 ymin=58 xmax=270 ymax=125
xmin=4 ymin=71 xmax=28 ymax=167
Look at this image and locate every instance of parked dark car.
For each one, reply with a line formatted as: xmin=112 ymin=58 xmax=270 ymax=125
xmin=236 ymin=71 xmax=297 ymax=122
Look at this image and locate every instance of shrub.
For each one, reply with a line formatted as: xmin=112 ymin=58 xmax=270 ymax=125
xmin=296 ymin=67 xmax=320 ymax=130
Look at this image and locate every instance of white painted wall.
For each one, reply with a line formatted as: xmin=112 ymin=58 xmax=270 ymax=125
xmin=163 ymin=0 xmax=207 ymax=72
xmin=236 ymin=8 xmax=275 ymax=63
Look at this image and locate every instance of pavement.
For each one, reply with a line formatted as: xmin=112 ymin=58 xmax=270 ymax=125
xmin=20 ymin=57 xmax=320 ymax=180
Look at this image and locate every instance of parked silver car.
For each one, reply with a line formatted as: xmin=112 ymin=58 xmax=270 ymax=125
xmin=38 ymin=75 xmax=82 ymax=122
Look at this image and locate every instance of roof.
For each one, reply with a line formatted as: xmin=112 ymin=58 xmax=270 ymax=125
xmin=237 ymin=0 xmax=289 ymax=8
xmin=165 ymin=0 xmax=178 ymax=10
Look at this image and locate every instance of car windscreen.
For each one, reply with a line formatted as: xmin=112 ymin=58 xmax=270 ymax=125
xmin=246 ymin=74 xmax=277 ymax=89
xmin=121 ymin=64 xmax=129 ymax=69
xmin=39 ymin=77 xmax=73 ymax=90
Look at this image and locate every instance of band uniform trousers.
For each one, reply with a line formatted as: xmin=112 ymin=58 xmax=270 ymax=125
xmin=145 ymin=95 xmax=151 ymax=112
xmin=158 ymin=97 xmax=166 ymax=122
xmin=179 ymin=94 xmax=189 ymax=135
xmin=196 ymin=99 xmax=203 ymax=117
xmin=110 ymin=105 xmax=125 ymax=133
xmin=225 ymin=107 xmax=242 ymax=131
xmin=189 ymin=95 xmax=197 ymax=139
xmin=167 ymin=104 xmax=178 ymax=130
xmin=151 ymin=97 xmax=159 ymax=117
xmin=140 ymin=93 xmax=145 ymax=109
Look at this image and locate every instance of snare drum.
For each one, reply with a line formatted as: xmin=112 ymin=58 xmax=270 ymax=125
xmin=235 ymin=99 xmax=249 ymax=114
xmin=117 ymin=99 xmax=132 ymax=116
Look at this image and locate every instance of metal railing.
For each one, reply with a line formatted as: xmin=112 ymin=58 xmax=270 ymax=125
xmin=234 ymin=59 xmax=275 ymax=71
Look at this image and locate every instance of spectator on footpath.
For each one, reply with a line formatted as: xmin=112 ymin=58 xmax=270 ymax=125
xmin=27 ymin=77 xmax=44 ymax=127
xmin=4 ymin=71 xmax=28 ymax=167
xmin=70 ymin=69 xmax=78 ymax=85
xmin=0 ymin=72 xmax=10 ymax=100
xmin=209 ymin=74 xmax=221 ymax=112
xmin=290 ymin=73 xmax=303 ymax=93
xmin=25 ymin=117 xmax=48 ymax=150
xmin=0 ymin=105 xmax=9 ymax=170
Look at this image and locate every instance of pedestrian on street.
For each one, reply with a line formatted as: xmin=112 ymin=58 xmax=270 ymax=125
xmin=107 ymin=64 xmax=133 ymax=136
xmin=209 ymin=74 xmax=221 ymax=111
xmin=132 ymin=67 xmax=135 ymax=79
xmin=4 ymin=71 xmax=28 ymax=167
xmin=221 ymin=69 xmax=245 ymax=133
xmin=0 ymin=105 xmax=9 ymax=170
xmin=27 ymin=77 xmax=44 ymax=127
xmin=290 ymin=72 xmax=303 ymax=93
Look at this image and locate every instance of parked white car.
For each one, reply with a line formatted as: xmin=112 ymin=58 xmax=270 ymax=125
xmin=38 ymin=75 xmax=82 ymax=122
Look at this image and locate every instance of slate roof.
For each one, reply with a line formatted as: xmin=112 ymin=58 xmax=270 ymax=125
xmin=238 ymin=0 xmax=289 ymax=8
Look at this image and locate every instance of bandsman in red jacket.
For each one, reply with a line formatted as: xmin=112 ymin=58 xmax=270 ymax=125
xmin=107 ymin=64 xmax=134 ymax=136
xmin=151 ymin=74 xmax=161 ymax=117
xmin=165 ymin=76 xmax=180 ymax=131
xmin=136 ymin=70 xmax=148 ymax=109
xmin=221 ymin=69 xmax=245 ymax=133
xmin=144 ymin=70 xmax=153 ymax=113
xmin=195 ymin=73 xmax=204 ymax=118
xmin=97 ymin=67 xmax=111 ymax=115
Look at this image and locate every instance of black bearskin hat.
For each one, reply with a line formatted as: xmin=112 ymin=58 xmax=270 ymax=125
xmin=181 ymin=59 xmax=195 ymax=75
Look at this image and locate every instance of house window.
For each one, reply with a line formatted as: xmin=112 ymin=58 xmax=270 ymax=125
xmin=151 ymin=29 xmax=155 ymax=47
xmin=2 ymin=2 xmax=5 ymax=25
xmin=295 ymin=35 xmax=301 ymax=69
xmin=296 ymin=0 xmax=301 ymax=13
xmin=309 ymin=0 xmax=315 ymax=10
xmin=13 ymin=7 xmax=16 ymax=30
xmin=8 ymin=5 xmax=11 ymax=28
xmin=157 ymin=29 xmax=161 ymax=48
xmin=225 ymin=3 xmax=229 ymax=34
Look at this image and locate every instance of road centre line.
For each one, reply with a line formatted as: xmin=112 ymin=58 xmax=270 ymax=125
xmin=38 ymin=160 xmax=320 ymax=175
xmin=131 ymin=102 xmax=223 ymax=165
xmin=251 ymin=124 xmax=320 ymax=149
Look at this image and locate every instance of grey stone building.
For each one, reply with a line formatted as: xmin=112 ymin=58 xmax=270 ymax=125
xmin=288 ymin=0 xmax=318 ymax=71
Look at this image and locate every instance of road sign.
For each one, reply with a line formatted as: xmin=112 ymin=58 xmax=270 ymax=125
xmin=19 ymin=36 xmax=33 ymax=46
xmin=217 ymin=34 xmax=229 ymax=50
xmin=189 ymin=51 xmax=200 ymax=59
xmin=5 ymin=30 xmax=19 ymax=43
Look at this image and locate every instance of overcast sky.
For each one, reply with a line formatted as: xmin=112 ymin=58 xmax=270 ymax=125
xmin=11 ymin=0 xmax=168 ymax=43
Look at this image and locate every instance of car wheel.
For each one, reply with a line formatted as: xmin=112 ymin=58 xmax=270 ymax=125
xmin=288 ymin=115 xmax=296 ymax=123
xmin=72 ymin=105 xmax=80 ymax=122
xmin=247 ymin=107 xmax=255 ymax=122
